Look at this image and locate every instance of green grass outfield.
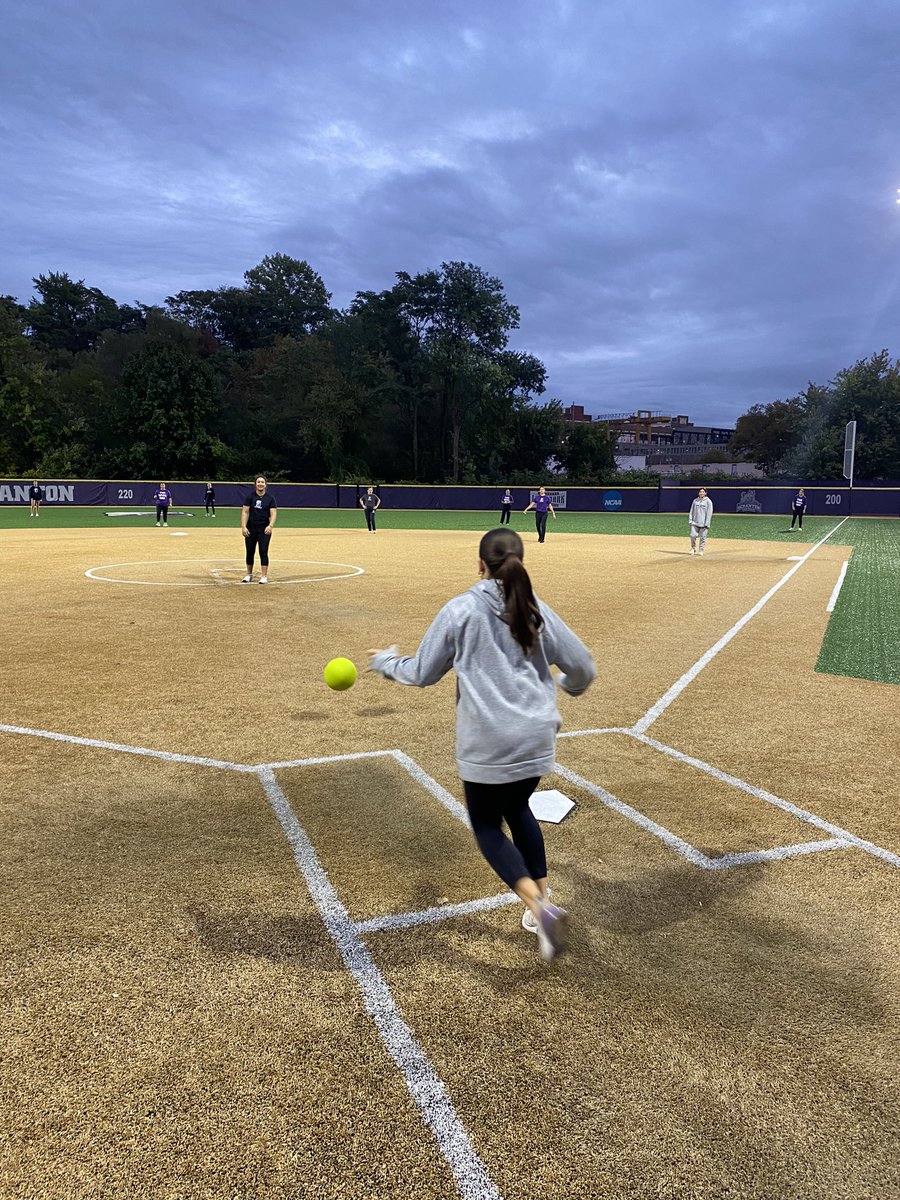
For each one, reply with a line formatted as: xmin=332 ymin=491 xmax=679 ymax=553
xmin=1 ymin=504 xmax=860 ymax=541
xmin=8 ymin=505 xmax=898 ymax=687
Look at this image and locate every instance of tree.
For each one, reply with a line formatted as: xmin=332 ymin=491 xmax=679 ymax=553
xmin=26 ymin=272 xmax=143 ymax=358
xmin=166 ymin=255 xmax=332 ymax=352
xmin=0 ymin=298 xmax=58 ymax=472
xmin=558 ymin=422 xmax=616 ymax=483
xmin=728 ymin=396 xmax=806 ymax=473
xmin=392 ymin=263 xmax=523 ymax=480
xmin=117 ymin=341 xmax=223 ymax=477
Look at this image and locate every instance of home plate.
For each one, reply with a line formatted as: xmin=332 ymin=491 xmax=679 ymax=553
xmin=529 ymin=789 xmax=575 ymax=823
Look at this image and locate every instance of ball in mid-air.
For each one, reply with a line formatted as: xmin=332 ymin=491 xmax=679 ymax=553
xmin=323 ymin=657 xmax=358 ymax=691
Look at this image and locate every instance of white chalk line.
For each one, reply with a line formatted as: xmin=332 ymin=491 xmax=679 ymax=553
xmin=84 ymin=557 xmax=365 ymax=587
xmin=0 ymin=723 xmax=254 ymax=772
xmin=633 ymin=517 xmax=850 ymax=734
xmin=705 ymin=838 xmax=851 ymax=870
xmin=354 ymin=892 xmax=519 ymax=935
xmin=630 ymin=731 xmax=900 ymax=869
xmin=258 ymin=769 xmax=502 ymax=1200
xmin=826 ymin=561 xmax=849 ymax=612
xmin=552 ymin=761 xmax=715 ymax=869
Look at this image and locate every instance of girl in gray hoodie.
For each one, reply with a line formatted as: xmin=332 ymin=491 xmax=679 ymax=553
xmin=368 ymin=527 xmax=595 ymax=960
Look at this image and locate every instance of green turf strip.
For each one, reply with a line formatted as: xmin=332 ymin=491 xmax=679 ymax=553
xmin=815 ymin=519 xmax=900 ymax=687
xmin=0 ymin=504 xmax=849 ymax=541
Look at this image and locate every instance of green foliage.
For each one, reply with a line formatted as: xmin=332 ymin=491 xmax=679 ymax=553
xmin=13 ymin=256 xmax=895 ymax=488
xmin=732 ymin=352 xmax=900 ymax=480
xmin=558 ymin=422 xmax=616 ymax=484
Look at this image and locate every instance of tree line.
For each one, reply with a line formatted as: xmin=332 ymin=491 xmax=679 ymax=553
xmin=0 ymin=255 xmax=621 ymax=485
xmin=728 ymin=350 xmax=900 ymax=480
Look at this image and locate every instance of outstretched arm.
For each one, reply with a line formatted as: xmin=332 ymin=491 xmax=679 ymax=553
xmin=368 ymin=606 xmax=455 ymax=687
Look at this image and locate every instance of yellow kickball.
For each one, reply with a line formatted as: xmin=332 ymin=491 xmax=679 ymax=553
xmin=323 ymin=657 xmax=358 ymax=691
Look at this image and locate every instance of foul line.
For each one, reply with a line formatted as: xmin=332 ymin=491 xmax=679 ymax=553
xmin=0 ymin=723 xmax=254 ymax=772
xmin=826 ymin=561 xmax=849 ymax=612
xmin=633 ymin=517 xmax=850 ymax=734
xmin=258 ymin=769 xmax=502 ymax=1200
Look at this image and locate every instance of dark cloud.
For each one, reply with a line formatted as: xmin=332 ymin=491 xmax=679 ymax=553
xmin=3 ymin=0 xmax=899 ymax=425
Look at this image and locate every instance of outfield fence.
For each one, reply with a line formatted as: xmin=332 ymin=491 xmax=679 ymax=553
xmin=2 ymin=478 xmax=899 ymax=517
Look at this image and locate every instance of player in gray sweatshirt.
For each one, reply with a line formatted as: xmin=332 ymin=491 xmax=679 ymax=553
xmin=689 ymin=488 xmax=714 ymax=556
xmin=369 ymin=527 xmax=595 ymax=960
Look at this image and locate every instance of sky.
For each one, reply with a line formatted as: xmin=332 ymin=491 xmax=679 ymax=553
xmin=3 ymin=0 xmax=900 ymax=427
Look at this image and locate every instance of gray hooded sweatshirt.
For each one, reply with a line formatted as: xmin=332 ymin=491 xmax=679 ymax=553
xmin=370 ymin=580 xmax=596 ymax=784
xmin=689 ymin=495 xmax=713 ymax=529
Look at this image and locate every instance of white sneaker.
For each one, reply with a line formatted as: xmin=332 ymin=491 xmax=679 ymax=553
xmin=258 ymin=576 xmax=268 ymax=584
xmin=535 ymin=901 xmax=569 ymax=961
xmin=699 ymin=551 xmax=704 ymax=557
xmin=522 ymin=887 xmax=552 ymax=934
xmin=156 ymin=521 xmax=160 ymax=527
xmin=241 ymin=574 xmax=252 ymax=583
xmin=690 ymin=549 xmax=695 ymax=556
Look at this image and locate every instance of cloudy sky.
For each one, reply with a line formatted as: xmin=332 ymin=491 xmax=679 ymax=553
xmin=3 ymin=0 xmax=899 ymax=425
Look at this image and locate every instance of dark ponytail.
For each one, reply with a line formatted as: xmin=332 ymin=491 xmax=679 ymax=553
xmin=478 ymin=528 xmax=543 ymax=653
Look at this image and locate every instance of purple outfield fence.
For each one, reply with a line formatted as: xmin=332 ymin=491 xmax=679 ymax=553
xmin=2 ymin=478 xmax=898 ymax=517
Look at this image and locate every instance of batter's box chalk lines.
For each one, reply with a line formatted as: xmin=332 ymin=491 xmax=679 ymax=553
xmin=630 ymin=732 xmax=900 ymax=869
xmin=705 ymin=838 xmax=851 ymax=870
xmin=257 ymin=769 xmax=503 ymax=1200
xmin=552 ymin=760 xmax=715 ymax=869
xmin=632 ymin=517 xmax=850 ymax=735
xmin=354 ymin=892 xmax=520 ymax=935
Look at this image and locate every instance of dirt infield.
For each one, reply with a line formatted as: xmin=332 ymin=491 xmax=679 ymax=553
xmin=1 ymin=522 xmax=897 ymax=1199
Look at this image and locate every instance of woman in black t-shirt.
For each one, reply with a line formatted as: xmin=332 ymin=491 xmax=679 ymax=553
xmin=241 ymin=475 xmax=277 ymax=584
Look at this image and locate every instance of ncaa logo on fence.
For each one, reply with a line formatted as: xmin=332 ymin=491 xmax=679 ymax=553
xmin=603 ymin=490 xmax=622 ymax=510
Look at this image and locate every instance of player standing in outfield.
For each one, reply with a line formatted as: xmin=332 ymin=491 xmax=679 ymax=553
xmin=29 ymin=481 xmax=43 ymax=516
xmin=205 ymin=483 xmax=216 ymax=517
xmin=241 ymin=475 xmax=276 ymax=583
xmin=368 ymin=527 xmax=595 ymax=962
xmin=499 ymin=488 xmax=513 ymax=524
xmin=359 ymin=486 xmax=381 ymax=532
xmin=790 ymin=487 xmax=807 ymax=530
xmin=689 ymin=487 xmax=713 ymax=556
xmin=523 ymin=486 xmax=556 ymax=543
xmin=154 ymin=482 xmax=172 ymax=527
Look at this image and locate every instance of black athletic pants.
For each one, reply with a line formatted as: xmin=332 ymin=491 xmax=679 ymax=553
xmin=462 ymin=776 xmax=546 ymax=889
xmin=206 ymin=501 xmax=215 ymax=515
xmin=535 ymin=511 xmax=548 ymax=542
xmin=156 ymin=504 xmax=168 ymax=524
xmin=365 ymin=507 xmax=377 ymax=531
xmin=500 ymin=506 xmax=511 ymax=524
xmin=791 ymin=508 xmax=803 ymax=528
xmin=245 ymin=528 xmax=271 ymax=568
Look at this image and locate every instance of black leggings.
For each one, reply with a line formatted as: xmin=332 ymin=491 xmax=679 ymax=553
xmin=791 ymin=508 xmax=804 ymax=528
xmin=365 ymin=507 xmax=377 ymax=531
xmin=535 ymin=511 xmax=548 ymax=541
xmin=206 ymin=500 xmax=215 ymax=515
xmin=462 ymin=776 xmax=546 ymax=889
xmin=500 ymin=506 xmax=511 ymax=524
xmin=245 ymin=528 xmax=271 ymax=568
xmin=156 ymin=504 xmax=168 ymax=523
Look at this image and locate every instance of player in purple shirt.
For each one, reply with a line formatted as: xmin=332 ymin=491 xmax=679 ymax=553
xmin=499 ymin=488 xmax=513 ymax=524
xmin=523 ymin=487 xmax=556 ymax=543
xmin=790 ymin=487 xmax=807 ymax=530
xmin=153 ymin=483 xmax=172 ymax=527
